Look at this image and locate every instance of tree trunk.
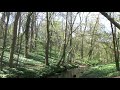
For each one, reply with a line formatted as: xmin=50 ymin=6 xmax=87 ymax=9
xmin=24 ymin=12 xmax=33 ymax=58
xmin=80 ymin=13 xmax=90 ymax=60
xmin=29 ymin=14 xmax=34 ymax=52
xmin=81 ymin=36 xmax=84 ymax=59
xmin=34 ymin=15 xmax=38 ymax=50
xmin=57 ymin=12 xmax=68 ymax=66
xmin=100 ymin=12 xmax=120 ymax=30
xmin=0 ymin=12 xmax=6 ymax=39
xmin=16 ymin=27 xmax=25 ymax=67
xmin=16 ymin=13 xmax=21 ymax=67
xmin=116 ymin=37 xmax=119 ymax=66
xmin=45 ymin=12 xmax=50 ymax=65
xmin=69 ymin=12 xmax=73 ymax=63
xmin=34 ymin=27 xmax=38 ymax=49
xmin=9 ymin=12 xmax=20 ymax=68
xmin=88 ymin=15 xmax=99 ymax=59
xmin=111 ymin=22 xmax=120 ymax=71
xmin=0 ymin=12 xmax=10 ymax=70
xmin=49 ymin=30 xmax=52 ymax=58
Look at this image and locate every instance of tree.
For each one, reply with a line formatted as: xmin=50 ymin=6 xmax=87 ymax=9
xmin=9 ymin=12 xmax=21 ymax=68
xmin=0 ymin=12 xmax=10 ymax=70
xmin=16 ymin=13 xmax=22 ymax=66
xmin=100 ymin=12 xmax=120 ymax=30
xmin=111 ymin=22 xmax=120 ymax=71
xmin=57 ymin=12 xmax=68 ymax=66
xmin=100 ymin=12 xmax=120 ymax=71
xmin=29 ymin=13 xmax=34 ymax=52
xmin=88 ymin=14 xmax=99 ymax=59
xmin=0 ymin=12 xmax=6 ymax=37
xmin=24 ymin=12 xmax=33 ymax=58
xmin=45 ymin=12 xmax=50 ymax=65
xmin=80 ymin=13 xmax=90 ymax=59
xmin=68 ymin=12 xmax=73 ymax=62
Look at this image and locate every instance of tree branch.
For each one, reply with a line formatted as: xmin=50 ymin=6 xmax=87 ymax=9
xmin=100 ymin=12 xmax=120 ymax=30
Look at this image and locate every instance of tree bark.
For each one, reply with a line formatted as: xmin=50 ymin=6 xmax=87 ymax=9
xmin=100 ymin=12 xmax=120 ymax=30
xmin=57 ymin=12 xmax=68 ymax=66
xmin=101 ymin=12 xmax=120 ymax=71
xmin=17 ymin=27 xmax=25 ymax=67
xmin=29 ymin=14 xmax=34 ymax=52
xmin=0 ymin=12 xmax=10 ymax=70
xmin=45 ymin=12 xmax=50 ymax=65
xmin=34 ymin=14 xmax=38 ymax=50
xmin=0 ymin=12 xmax=5 ymax=38
xmin=49 ymin=30 xmax=52 ymax=58
xmin=111 ymin=22 xmax=120 ymax=71
xmin=69 ymin=12 xmax=73 ymax=63
xmin=9 ymin=12 xmax=20 ymax=68
xmin=24 ymin=12 xmax=33 ymax=58
xmin=16 ymin=13 xmax=21 ymax=67
xmin=88 ymin=15 xmax=99 ymax=59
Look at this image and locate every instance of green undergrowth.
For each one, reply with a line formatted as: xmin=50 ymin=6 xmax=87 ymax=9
xmin=0 ymin=52 xmax=78 ymax=78
xmin=80 ymin=63 xmax=120 ymax=78
xmin=0 ymin=64 xmax=78 ymax=78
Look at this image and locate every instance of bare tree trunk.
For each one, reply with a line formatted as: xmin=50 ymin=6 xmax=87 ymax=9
xmin=88 ymin=15 xmax=99 ymax=59
xmin=80 ymin=13 xmax=90 ymax=60
xmin=81 ymin=35 xmax=84 ymax=59
xmin=88 ymin=28 xmax=94 ymax=59
xmin=100 ymin=12 xmax=120 ymax=30
xmin=24 ymin=12 xmax=33 ymax=58
xmin=0 ymin=12 xmax=10 ymax=70
xmin=102 ymin=12 xmax=120 ymax=71
xmin=45 ymin=12 xmax=50 ymax=66
xmin=0 ymin=12 xmax=5 ymax=56
xmin=16 ymin=13 xmax=21 ymax=67
xmin=9 ymin=12 xmax=20 ymax=68
xmin=34 ymin=27 xmax=38 ymax=49
xmin=57 ymin=12 xmax=68 ymax=66
xmin=16 ymin=27 xmax=25 ymax=67
xmin=111 ymin=22 xmax=120 ymax=71
xmin=81 ymin=18 xmax=87 ymax=59
xmin=116 ymin=37 xmax=119 ymax=65
xmin=0 ymin=12 xmax=5 ymax=38
xmin=29 ymin=14 xmax=34 ymax=52
xmin=34 ymin=17 xmax=38 ymax=50
xmin=49 ymin=30 xmax=52 ymax=58
xmin=68 ymin=12 xmax=73 ymax=63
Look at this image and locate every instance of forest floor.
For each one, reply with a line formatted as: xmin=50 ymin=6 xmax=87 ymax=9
xmin=80 ymin=63 xmax=120 ymax=78
xmin=1 ymin=52 xmax=120 ymax=78
xmin=0 ymin=51 xmax=79 ymax=78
